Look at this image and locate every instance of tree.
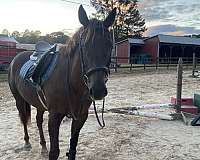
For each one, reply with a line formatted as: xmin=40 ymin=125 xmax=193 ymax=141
xmin=91 ymin=0 xmax=146 ymax=40
xmin=13 ymin=29 xmax=70 ymax=44
xmin=10 ymin=28 xmax=70 ymax=44
xmin=1 ymin=29 xmax=10 ymax=36
xmin=11 ymin=31 xmax=20 ymax=39
xmin=49 ymin=31 xmax=69 ymax=44
xmin=34 ymin=30 xmax=41 ymax=38
xmin=41 ymin=31 xmax=70 ymax=44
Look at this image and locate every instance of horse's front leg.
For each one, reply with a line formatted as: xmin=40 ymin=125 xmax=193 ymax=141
xmin=67 ymin=113 xmax=88 ymax=160
xmin=48 ymin=112 xmax=64 ymax=160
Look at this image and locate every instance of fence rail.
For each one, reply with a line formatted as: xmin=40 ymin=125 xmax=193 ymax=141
xmin=0 ymin=55 xmax=200 ymax=72
xmin=110 ymin=57 xmax=200 ymax=72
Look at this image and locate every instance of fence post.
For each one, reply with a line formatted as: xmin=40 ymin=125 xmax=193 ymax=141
xmin=167 ymin=57 xmax=170 ymax=69
xmin=130 ymin=57 xmax=133 ymax=71
xmin=176 ymin=58 xmax=183 ymax=113
xmin=156 ymin=57 xmax=158 ymax=69
xmin=115 ymin=57 xmax=118 ymax=72
xmin=192 ymin=52 xmax=196 ymax=77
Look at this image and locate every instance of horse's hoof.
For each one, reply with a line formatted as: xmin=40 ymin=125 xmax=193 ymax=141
xmin=24 ymin=143 xmax=32 ymax=151
xmin=66 ymin=152 xmax=69 ymax=157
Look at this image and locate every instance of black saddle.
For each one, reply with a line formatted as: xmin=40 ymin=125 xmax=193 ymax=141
xmin=30 ymin=41 xmax=55 ymax=60
xmin=20 ymin=41 xmax=58 ymax=86
xmin=36 ymin=41 xmax=52 ymax=52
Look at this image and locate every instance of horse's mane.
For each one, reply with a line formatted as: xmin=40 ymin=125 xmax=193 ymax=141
xmin=61 ymin=19 xmax=105 ymax=57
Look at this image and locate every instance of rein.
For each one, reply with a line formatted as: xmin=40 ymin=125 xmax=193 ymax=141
xmin=79 ymin=28 xmax=108 ymax=128
xmin=93 ymin=99 xmax=105 ymax=128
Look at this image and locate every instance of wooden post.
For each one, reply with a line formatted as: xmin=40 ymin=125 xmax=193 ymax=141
xmin=167 ymin=57 xmax=170 ymax=69
xmin=156 ymin=57 xmax=158 ymax=69
xmin=115 ymin=57 xmax=118 ymax=72
xmin=192 ymin=52 xmax=196 ymax=77
xmin=130 ymin=57 xmax=133 ymax=71
xmin=176 ymin=58 xmax=183 ymax=113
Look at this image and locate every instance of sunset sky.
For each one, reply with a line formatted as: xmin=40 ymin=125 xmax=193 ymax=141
xmin=139 ymin=0 xmax=200 ymax=36
xmin=0 ymin=0 xmax=200 ymax=36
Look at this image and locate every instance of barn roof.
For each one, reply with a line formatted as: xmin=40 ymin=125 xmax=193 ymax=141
xmin=16 ymin=43 xmax=35 ymax=50
xmin=16 ymin=43 xmax=65 ymax=51
xmin=149 ymin=34 xmax=200 ymax=46
xmin=116 ymin=38 xmax=144 ymax=45
xmin=128 ymin=38 xmax=144 ymax=45
xmin=0 ymin=36 xmax=18 ymax=43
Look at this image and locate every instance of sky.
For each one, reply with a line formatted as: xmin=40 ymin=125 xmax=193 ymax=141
xmin=0 ymin=0 xmax=200 ymax=37
xmin=139 ymin=0 xmax=200 ymax=36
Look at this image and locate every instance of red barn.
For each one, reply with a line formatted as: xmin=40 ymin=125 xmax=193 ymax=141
xmin=115 ymin=34 xmax=200 ymax=64
xmin=144 ymin=35 xmax=200 ymax=63
xmin=116 ymin=38 xmax=144 ymax=64
xmin=0 ymin=35 xmax=17 ymax=69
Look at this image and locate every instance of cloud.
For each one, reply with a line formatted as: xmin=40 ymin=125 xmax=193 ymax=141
xmin=138 ymin=0 xmax=200 ymax=32
xmin=138 ymin=0 xmax=174 ymax=21
xmin=145 ymin=24 xmax=200 ymax=36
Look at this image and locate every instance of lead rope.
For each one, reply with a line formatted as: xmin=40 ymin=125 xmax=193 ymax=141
xmin=93 ymin=98 xmax=105 ymax=128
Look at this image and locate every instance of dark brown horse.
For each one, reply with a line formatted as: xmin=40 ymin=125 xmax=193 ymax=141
xmin=8 ymin=5 xmax=116 ymax=160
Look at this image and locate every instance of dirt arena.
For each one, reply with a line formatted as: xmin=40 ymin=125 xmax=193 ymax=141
xmin=1 ymin=69 xmax=200 ymax=160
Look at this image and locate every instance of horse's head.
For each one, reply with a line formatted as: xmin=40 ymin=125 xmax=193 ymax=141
xmin=78 ymin=5 xmax=116 ymax=100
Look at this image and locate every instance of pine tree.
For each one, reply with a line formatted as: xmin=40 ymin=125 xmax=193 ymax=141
xmin=91 ymin=0 xmax=146 ymax=40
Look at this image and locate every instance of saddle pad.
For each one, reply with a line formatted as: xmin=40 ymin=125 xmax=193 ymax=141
xmin=19 ymin=60 xmax=36 ymax=79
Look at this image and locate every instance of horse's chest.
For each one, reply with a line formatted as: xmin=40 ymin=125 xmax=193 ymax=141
xmin=45 ymin=87 xmax=77 ymax=112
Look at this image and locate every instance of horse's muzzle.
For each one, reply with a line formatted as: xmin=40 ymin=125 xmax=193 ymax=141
xmin=89 ymin=85 xmax=108 ymax=100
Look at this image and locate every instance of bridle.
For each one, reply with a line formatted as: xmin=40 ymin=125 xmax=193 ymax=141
xmin=79 ymin=32 xmax=110 ymax=84
xmin=78 ymin=26 xmax=111 ymax=128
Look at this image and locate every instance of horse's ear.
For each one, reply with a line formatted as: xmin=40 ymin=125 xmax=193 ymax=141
xmin=78 ymin=5 xmax=89 ymax=27
xmin=103 ymin=8 xmax=117 ymax=28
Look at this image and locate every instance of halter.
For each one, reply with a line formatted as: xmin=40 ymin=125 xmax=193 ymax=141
xmin=79 ymin=25 xmax=110 ymax=128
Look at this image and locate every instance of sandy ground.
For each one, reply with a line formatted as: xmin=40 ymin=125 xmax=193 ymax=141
xmin=1 ymin=69 xmax=200 ymax=160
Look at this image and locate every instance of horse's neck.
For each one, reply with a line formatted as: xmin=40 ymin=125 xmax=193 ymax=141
xmin=64 ymin=46 xmax=85 ymax=94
